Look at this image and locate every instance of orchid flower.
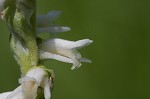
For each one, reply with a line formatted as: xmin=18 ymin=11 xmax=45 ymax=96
xmin=36 ymin=11 xmax=93 ymax=70
xmin=36 ymin=11 xmax=71 ymax=34
xmin=0 ymin=68 xmax=53 ymax=99
xmin=39 ymin=38 xmax=93 ymax=70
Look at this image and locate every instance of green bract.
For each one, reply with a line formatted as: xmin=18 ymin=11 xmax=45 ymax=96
xmin=2 ymin=0 xmax=38 ymax=75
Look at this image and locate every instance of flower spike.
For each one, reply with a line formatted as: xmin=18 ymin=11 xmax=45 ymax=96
xmin=0 ymin=0 xmax=93 ymax=98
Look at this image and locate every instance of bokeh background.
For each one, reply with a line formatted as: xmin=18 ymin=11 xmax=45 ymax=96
xmin=0 ymin=0 xmax=150 ymax=99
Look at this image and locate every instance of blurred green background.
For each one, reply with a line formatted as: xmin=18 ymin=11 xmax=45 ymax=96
xmin=0 ymin=0 xmax=150 ymax=99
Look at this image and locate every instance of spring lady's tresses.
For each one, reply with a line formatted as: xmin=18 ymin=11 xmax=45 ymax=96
xmin=0 ymin=0 xmax=93 ymax=99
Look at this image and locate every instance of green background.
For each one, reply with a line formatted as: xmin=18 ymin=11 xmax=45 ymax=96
xmin=0 ymin=0 xmax=150 ymax=99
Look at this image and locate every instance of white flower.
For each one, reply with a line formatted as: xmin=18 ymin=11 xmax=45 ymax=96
xmin=39 ymin=38 xmax=93 ymax=70
xmin=36 ymin=11 xmax=93 ymax=70
xmin=0 ymin=68 xmax=53 ymax=99
xmin=36 ymin=11 xmax=71 ymax=34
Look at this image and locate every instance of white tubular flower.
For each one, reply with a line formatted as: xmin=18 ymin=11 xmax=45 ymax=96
xmin=39 ymin=38 xmax=93 ymax=70
xmin=19 ymin=68 xmax=52 ymax=99
xmin=0 ymin=68 xmax=52 ymax=99
xmin=36 ymin=11 xmax=71 ymax=34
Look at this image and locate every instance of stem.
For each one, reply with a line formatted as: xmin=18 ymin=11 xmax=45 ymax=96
xmin=3 ymin=0 xmax=38 ymax=75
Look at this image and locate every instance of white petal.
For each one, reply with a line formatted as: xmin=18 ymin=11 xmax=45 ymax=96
xmin=37 ymin=11 xmax=61 ymax=27
xmin=40 ymin=38 xmax=93 ymax=50
xmin=21 ymin=78 xmax=38 ymax=99
xmin=40 ymin=51 xmax=73 ymax=63
xmin=36 ymin=26 xmax=71 ymax=34
xmin=72 ymin=39 xmax=93 ymax=49
xmin=39 ymin=38 xmax=73 ymax=50
xmin=24 ymin=68 xmax=46 ymax=86
xmin=6 ymin=86 xmax=23 ymax=99
xmin=40 ymin=51 xmax=82 ymax=70
xmin=71 ymin=62 xmax=82 ymax=70
xmin=44 ymin=78 xmax=51 ymax=99
xmin=0 ymin=92 xmax=12 ymax=99
xmin=79 ymin=58 xmax=92 ymax=63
